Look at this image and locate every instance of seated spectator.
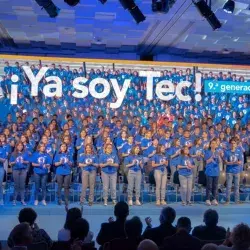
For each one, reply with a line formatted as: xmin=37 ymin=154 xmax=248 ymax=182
xmin=70 ymin=218 xmax=96 ymax=250
xmin=143 ymin=207 xmax=176 ymax=247
xmin=52 ymin=218 xmax=96 ymax=250
xmin=96 ymin=201 xmax=129 ymax=250
xmin=161 ymin=217 xmax=201 ymax=250
xmin=104 ymin=216 xmax=143 ymax=250
xmin=7 ymin=208 xmax=53 ymax=249
xmin=202 ymin=243 xmax=218 ymax=250
xmin=10 ymin=222 xmax=33 ymax=250
xmin=192 ymin=209 xmax=226 ymax=242
xmin=218 ymin=223 xmax=250 ymax=250
xmin=58 ymin=207 xmax=93 ymax=243
xmin=138 ymin=239 xmax=158 ymax=250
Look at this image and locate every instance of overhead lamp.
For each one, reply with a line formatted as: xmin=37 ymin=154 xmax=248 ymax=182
xmin=119 ymin=0 xmax=146 ymax=24
xmin=64 ymin=0 xmax=80 ymax=6
xmin=193 ymin=0 xmax=222 ymax=30
xmin=223 ymin=0 xmax=235 ymax=13
xmin=35 ymin=0 xmax=60 ymax=18
xmin=98 ymin=0 xmax=107 ymax=4
xmin=152 ymin=0 xmax=169 ymax=13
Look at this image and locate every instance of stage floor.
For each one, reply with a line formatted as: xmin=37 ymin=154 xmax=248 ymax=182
xmin=1 ymin=202 xmax=250 ymax=243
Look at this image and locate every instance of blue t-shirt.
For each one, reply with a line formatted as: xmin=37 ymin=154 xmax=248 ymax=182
xmin=78 ymin=154 xmax=98 ymax=172
xmin=159 ymin=138 xmax=173 ymax=149
xmin=204 ymin=149 xmax=220 ymax=177
xmin=176 ymin=155 xmax=194 ymax=176
xmin=121 ymin=143 xmax=133 ymax=155
xmin=99 ymin=153 xmax=119 ymax=174
xmin=0 ymin=147 xmax=8 ymax=168
xmin=167 ymin=146 xmax=181 ymax=167
xmin=32 ymin=152 xmax=52 ymax=174
xmin=180 ymin=137 xmax=193 ymax=147
xmin=54 ymin=152 xmax=73 ymax=175
xmin=224 ymin=150 xmax=243 ymax=174
xmin=10 ymin=152 xmax=29 ymax=170
xmin=124 ymin=155 xmax=143 ymax=172
xmin=190 ymin=146 xmax=204 ymax=161
xmin=151 ymin=154 xmax=168 ymax=172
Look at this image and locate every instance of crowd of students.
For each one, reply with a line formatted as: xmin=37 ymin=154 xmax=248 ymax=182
xmin=6 ymin=203 xmax=250 ymax=250
xmin=0 ymin=62 xmax=249 ymax=207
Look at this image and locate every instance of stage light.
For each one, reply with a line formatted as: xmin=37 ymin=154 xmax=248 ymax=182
xmin=64 ymin=0 xmax=80 ymax=6
xmin=119 ymin=0 xmax=146 ymax=24
xmin=35 ymin=0 xmax=60 ymax=18
xmin=152 ymin=0 xmax=169 ymax=13
xmin=193 ymin=0 xmax=222 ymax=30
xmin=223 ymin=0 xmax=235 ymax=13
xmin=129 ymin=5 xmax=146 ymax=23
xmin=98 ymin=0 xmax=107 ymax=4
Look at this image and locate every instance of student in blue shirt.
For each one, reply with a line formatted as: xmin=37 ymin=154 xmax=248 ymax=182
xmin=124 ymin=145 xmax=143 ymax=206
xmin=115 ymin=130 xmax=128 ymax=152
xmin=0 ymin=142 xmax=7 ymax=205
xmin=78 ymin=144 xmax=99 ymax=206
xmin=54 ymin=143 xmax=74 ymax=206
xmin=99 ymin=143 xmax=119 ymax=206
xmin=167 ymin=138 xmax=181 ymax=184
xmin=9 ymin=142 xmax=29 ymax=206
xmin=31 ymin=143 xmax=52 ymax=206
xmin=177 ymin=146 xmax=195 ymax=206
xmin=135 ymin=126 xmax=147 ymax=145
xmin=224 ymin=138 xmax=243 ymax=205
xmin=76 ymin=130 xmax=87 ymax=151
xmin=151 ymin=145 xmax=168 ymax=206
xmin=204 ymin=139 xmax=222 ymax=206
xmin=190 ymin=138 xmax=204 ymax=184
xmin=159 ymin=130 xmax=172 ymax=150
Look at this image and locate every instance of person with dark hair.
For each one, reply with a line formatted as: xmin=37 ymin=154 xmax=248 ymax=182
xmin=58 ymin=207 xmax=93 ymax=243
xmin=223 ymin=138 xmax=243 ymax=205
xmin=70 ymin=218 xmax=90 ymax=241
xmin=218 ymin=223 xmax=250 ymax=250
xmin=31 ymin=143 xmax=52 ymax=206
xmin=124 ymin=145 xmax=143 ymax=206
xmin=143 ymin=207 xmax=177 ymax=247
xmin=177 ymin=146 xmax=195 ymax=206
xmin=105 ymin=216 xmax=143 ymax=250
xmin=0 ymin=140 xmax=7 ymax=206
xmin=161 ymin=217 xmax=201 ymax=250
xmin=53 ymin=143 xmax=74 ymax=205
xmin=10 ymin=222 xmax=33 ymax=250
xmin=7 ymin=208 xmax=52 ymax=249
xmin=78 ymin=144 xmax=99 ymax=206
xmin=99 ymin=143 xmax=119 ymax=206
xmin=151 ymin=145 xmax=168 ymax=206
xmin=204 ymin=139 xmax=222 ymax=206
xmin=96 ymin=201 xmax=129 ymax=249
xmin=192 ymin=209 xmax=226 ymax=242
xmin=9 ymin=142 xmax=30 ymax=206
xmin=70 ymin=218 xmax=96 ymax=250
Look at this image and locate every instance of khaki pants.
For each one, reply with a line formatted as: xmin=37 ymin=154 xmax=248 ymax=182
xmin=81 ymin=170 xmax=96 ymax=203
xmin=101 ymin=172 xmax=117 ymax=201
xmin=154 ymin=169 xmax=167 ymax=201
xmin=193 ymin=159 xmax=204 ymax=184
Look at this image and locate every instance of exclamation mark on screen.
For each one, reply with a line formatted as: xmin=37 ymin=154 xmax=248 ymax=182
xmin=10 ymin=74 xmax=19 ymax=105
xmin=195 ymin=72 xmax=202 ymax=102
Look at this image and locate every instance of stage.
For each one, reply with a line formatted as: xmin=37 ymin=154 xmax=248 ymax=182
xmin=0 ymin=202 xmax=250 ymax=245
